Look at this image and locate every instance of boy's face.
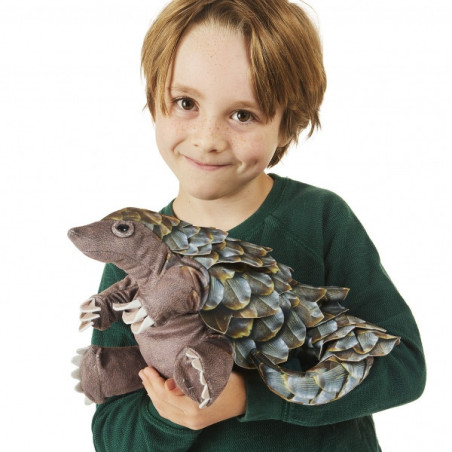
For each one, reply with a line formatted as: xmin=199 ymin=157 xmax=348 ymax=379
xmin=155 ymin=23 xmax=285 ymax=203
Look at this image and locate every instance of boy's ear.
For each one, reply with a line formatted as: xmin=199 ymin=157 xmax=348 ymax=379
xmin=277 ymin=133 xmax=292 ymax=149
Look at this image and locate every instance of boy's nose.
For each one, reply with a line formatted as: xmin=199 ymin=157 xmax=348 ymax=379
xmin=190 ymin=117 xmax=228 ymax=153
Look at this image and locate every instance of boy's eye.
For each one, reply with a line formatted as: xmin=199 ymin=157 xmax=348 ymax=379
xmin=233 ymin=110 xmax=254 ymax=123
xmin=176 ymin=98 xmax=196 ymax=110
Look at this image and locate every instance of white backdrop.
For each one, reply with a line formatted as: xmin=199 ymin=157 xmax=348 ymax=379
xmin=0 ymin=1 xmax=450 ymax=450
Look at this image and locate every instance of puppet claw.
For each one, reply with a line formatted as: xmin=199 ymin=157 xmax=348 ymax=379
xmin=72 ymin=347 xmax=92 ymax=401
xmin=79 ymin=298 xmax=100 ymax=331
xmin=122 ymin=307 xmax=148 ymax=325
xmin=183 ymin=348 xmax=211 ymax=408
xmin=80 ymin=297 xmax=101 ymax=313
xmin=80 ymin=312 xmax=100 ymax=322
xmin=71 ymin=347 xmax=96 ymax=405
xmin=114 ymin=298 xmax=153 ymax=330
xmin=79 ymin=320 xmax=94 ymax=332
xmin=113 ymin=298 xmax=142 ymax=311
xmin=72 ymin=347 xmax=88 ymax=368
xmin=131 ymin=315 xmax=155 ymax=334
xmin=201 ymin=385 xmax=210 ymax=401
xmin=72 ymin=354 xmax=83 ymax=367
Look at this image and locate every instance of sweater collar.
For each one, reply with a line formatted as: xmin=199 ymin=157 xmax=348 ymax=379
xmin=160 ymin=173 xmax=287 ymax=235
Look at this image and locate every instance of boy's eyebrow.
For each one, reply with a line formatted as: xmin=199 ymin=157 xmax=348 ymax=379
xmin=168 ymin=84 xmax=203 ymax=98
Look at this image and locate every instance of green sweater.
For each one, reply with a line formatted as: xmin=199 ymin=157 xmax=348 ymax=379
xmin=91 ymin=174 xmax=425 ymax=452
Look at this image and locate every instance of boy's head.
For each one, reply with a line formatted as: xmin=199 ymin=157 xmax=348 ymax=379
xmin=142 ymin=0 xmax=326 ymax=167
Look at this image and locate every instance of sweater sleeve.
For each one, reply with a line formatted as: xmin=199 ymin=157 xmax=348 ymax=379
xmin=240 ymin=195 xmax=426 ymax=426
xmin=90 ymin=264 xmax=201 ymax=452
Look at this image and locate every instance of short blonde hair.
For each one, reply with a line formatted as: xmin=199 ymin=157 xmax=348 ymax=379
xmin=142 ymin=0 xmax=326 ymax=167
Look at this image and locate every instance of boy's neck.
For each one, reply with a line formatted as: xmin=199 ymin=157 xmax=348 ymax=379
xmin=172 ymin=174 xmax=274 ymax=231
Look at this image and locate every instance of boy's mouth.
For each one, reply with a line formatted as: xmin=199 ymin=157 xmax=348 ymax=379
xmin=184 ymin=156 xmax=231 ymax=171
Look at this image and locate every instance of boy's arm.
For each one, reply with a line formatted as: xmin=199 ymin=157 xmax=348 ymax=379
xmin=139 ymin=367 xmax=246 ymax=430
xmin=240 ymin=198 xmax=426 ymax=426
xmin=90 ymin=264 xmax=202 ymax=451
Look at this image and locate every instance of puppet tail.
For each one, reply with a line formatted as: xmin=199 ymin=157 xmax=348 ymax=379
xmin=249 ymin=319 xmax=400 ymax=405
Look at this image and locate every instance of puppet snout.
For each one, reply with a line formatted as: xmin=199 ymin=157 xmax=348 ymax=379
xmin=67 ymin=226 xmax=93 ymax=252
xmin=68 ymin=226 xmax=82 ymax=244
xmin=68 ymin=220 xmax=134 ymax=264
xmin=67 ymin=222 xmax=110 ymax=252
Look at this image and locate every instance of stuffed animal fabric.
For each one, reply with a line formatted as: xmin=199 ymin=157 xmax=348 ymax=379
xmin=69 ymin=207 xmax=399 ymax=408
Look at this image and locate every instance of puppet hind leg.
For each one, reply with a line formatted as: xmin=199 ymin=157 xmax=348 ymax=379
xmin=174 ymin=335 xmax=234 ymax=408
xmin=72 ymin=345 xmax=147 ymax=404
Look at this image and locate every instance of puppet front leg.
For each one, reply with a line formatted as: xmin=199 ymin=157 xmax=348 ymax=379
xmin=112 ymin=264 xmax=208 ymax=335
xmin=79 ymin=275 xmax=139 ymax=331
xmin=174 ymin=334 xmax=234 ymax=408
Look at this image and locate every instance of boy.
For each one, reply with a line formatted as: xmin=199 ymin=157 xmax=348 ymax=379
xmin=91 ymin=1 xmax=425 ymax=450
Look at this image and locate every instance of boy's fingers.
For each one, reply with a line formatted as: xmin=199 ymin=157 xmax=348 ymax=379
xmin=143 ymin=366 xmax=161 ymax=379
xmin=164 ymin=378 xmax=185 ymax=396
xmin=140 ymin=368 xmax=184 ymax=396
xmin=139 ymin=367 xmax=163 ymax=389
xmin=164 ymin=378 xmax=176 ymax=391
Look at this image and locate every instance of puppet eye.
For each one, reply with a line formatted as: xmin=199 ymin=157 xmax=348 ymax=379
xmin=112 ymin=221 xmax=135 ymax=237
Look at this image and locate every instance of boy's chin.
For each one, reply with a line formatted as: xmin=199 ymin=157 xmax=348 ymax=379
xmin=180 ymin=174 xmax=268 ymax=204
xmin=183 ymin=186 xmax=230 ymax=202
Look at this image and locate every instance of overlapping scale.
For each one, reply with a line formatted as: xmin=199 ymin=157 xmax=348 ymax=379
xmin=232 ymin=338 xmax=256 ymax=368
xmin=355 ymin=330 xmax=379 ymax=353
xmin=192 ymin=254 xmax=220 ymax=269
xmin=203 ymin=276 xmax=225 ymax=310
xmin=271 ymin=264 xmax=293 ymax=293
xmin=276 ymin=308 xmax=307 ymax=349
xmin=249 ymin=309 xmax=285 ymax=342
xmin=162 ymin=229 xmax=189 ymax=251
xmin=258 ymin=336 xmax=290 ymax=364
xmin=243 ymin=271 xmax=274 ymax=295
xmin=226 ymin=317 xmax=254 ymax=339
xmin=240 ymin=240 xmax=272 ymax=256
xmin=290 ymin=297 xmax=325 ymax=328
xmin=199 ymin=304 xmax=231 ymax=334
xmin=229 ymin=294 xmax=280 ymax=318
xmin=222 ymin=276 xmax=252 ymax=310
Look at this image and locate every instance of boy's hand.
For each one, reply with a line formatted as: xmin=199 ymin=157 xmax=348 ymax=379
xmin=139 ymin=367 xmax=246 ymax=430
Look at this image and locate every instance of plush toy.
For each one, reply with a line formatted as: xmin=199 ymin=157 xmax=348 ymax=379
xmin=69 ymin=207 xmax=400 ymax=408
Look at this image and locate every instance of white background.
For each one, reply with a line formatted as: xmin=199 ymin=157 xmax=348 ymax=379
xmin=0 ymin=0 xmax=450 ymax=450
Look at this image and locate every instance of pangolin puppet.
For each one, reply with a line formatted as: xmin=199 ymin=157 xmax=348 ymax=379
xmin=69 ymin=207 xmax=400 ymax=408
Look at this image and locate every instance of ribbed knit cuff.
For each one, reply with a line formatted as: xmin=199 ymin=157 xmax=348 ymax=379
xmin=238 ymin=371 xmax=285 ymax=422
xmin=141 ymin=397 xmax=202 ymax=451
xmin=145 ymin=399 xmax=200 ymax=435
